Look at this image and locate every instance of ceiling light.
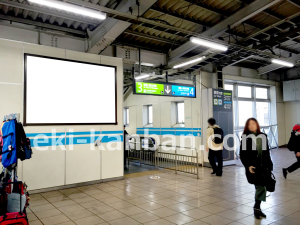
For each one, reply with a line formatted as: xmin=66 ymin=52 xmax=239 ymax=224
xmin=271 ymin=59 xmax=294 ymax=67
xmin=28 ymin=0 xmax=106 ymax=20
xmin=173 ymin=56 xmax=206 ymax=69
xmin=135 ymin=74 xmax=150 ymax=80
xmin=190 ymin=37 xmax=228 ymax=51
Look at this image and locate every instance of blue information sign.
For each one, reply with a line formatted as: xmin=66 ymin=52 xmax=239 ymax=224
xmin=134 ymin=81 xmax=196 ymax=98
xmin=172 ymin=85 xmax=195 ymax=97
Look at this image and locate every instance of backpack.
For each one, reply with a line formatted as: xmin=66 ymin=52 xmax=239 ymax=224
xmin=287 ymin=130 xmax=300 ymax=151
xmin=1 ymin=120 xmax=17 ymax=168
xmin=15 ymin=123 xmax=32 ymax=161
xmin=213 ymin=127 xmax=224 ymax=144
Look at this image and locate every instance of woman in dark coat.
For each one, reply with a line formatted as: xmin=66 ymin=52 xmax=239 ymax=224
xmin=240 ymin=118 xmax=273 ymax=219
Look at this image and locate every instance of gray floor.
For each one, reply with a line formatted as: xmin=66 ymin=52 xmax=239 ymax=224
xmin=27 ymin=148 xmax=300 ymax=225
xmin=124 ymin=161 xmax=156 ymax=175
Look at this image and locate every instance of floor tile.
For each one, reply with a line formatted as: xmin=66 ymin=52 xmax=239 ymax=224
xmin=144 ymin=218 xmax=176 ymax=225
xmin=64 ymin=209 xmax=94 ymax=220
xmin=109 ymin=216 xmax=141 ymax=225
xmin=167 ymin=203 xmax=195 ymax=212
xmin=98 ymin=210 xmax=127 ymax=221
xmin=200 ymin=215 xmax=233 ymax=225
xmin=88 ymin=205 xmax=115 ymax=214
xmin=58 ymin=204 xmax=85 ymax=213
xmin=201 ymin=204 xmax=227 ymax=214
xmin=275 ymin=216 xmax=300 ymax=225
xmin=40 ymin=214 xmax=70 ymax=225
xmin=47 ymin=195 xmax=70 ymax=203
xmin=34 ymin=208 xmax=62 ymax=219
xmin=184 ymin=221 xmax=209 ymax=225
xmin=138 ymin=202 xmax=164 ymax=211
xmin=27 ymin=212 xmax=39 ymax=221
xmin=52 ymin=200 xmax=76 ymax=208
xmin=130 ymin=212 xmax=160 ymax=223
xmin=107 ymin=200 xmax=134 ymax=209
xmin=73 ymin=215 xmax=105 ymax=225
xmin=236 ymin=215 xmax=274 ymax=225
xmin=29 ymin=203 xmax=55 ymax=213
xmin=150 ymin=207 xmax=178 ymax=217
xmin=118 ymin=206 xmax=146 ymax=216
xmin=217 ymin=209 xmax=249 ymax=221
xmin=79 ymin=200 xmax=105 ymax=208
xmin=182 ymin=208 xmax=212 ymax=219
xmin=164 ymin=213 xmax=196 ymax=225
xmin=28 ymin=220 xmax=43 ymax=225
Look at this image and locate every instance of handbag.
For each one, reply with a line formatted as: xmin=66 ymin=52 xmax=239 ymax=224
xmin=266 ymin=172 xmax=276 ymax=192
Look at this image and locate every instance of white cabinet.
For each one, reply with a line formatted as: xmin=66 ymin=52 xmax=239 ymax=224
xmin=283 ymin=80 xmax=296 ymax=101
xmin=295 ymin=80 xmax=300 ymax=100
xmin=283 ymin=80 xmax=300 ymax=101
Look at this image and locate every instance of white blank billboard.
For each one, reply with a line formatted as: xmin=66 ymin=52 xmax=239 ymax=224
xmin=24 ymin=54 xmax=117 ymax=125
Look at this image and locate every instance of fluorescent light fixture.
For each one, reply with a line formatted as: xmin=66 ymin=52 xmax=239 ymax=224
xmin=134 ymin=62 xmax=156 ymax=67
xmin=271 ymin=59 xmax=294 ymax=67
xmin=190 ymin=37 xmax=228 ymax=51
xmin=28 ymin=0 xmax=106 ymax=20
xmin=173 ymin=56 xmax=206 ymax=69
xmin=135 ymin=74 xmax=150 ymax=80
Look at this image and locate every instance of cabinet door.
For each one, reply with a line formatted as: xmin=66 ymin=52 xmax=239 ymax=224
xmin=295 ymin=80 xmax=300 ymax=100
xmin=283 ymin=81 xmax=295 ymax=101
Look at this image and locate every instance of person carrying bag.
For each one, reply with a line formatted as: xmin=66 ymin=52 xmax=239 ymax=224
xmin=240 ymin=118 xmax=275 ymax=220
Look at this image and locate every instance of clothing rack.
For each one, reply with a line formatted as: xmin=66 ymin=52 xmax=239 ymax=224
xmin=2 ymin=113 xmax=21 ymax=188
xmin=3 ymin=113 xmax=20 ymax=123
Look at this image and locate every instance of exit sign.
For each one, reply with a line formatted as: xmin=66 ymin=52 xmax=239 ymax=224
xmin=134 ymin=81 xmax=196 ymax=98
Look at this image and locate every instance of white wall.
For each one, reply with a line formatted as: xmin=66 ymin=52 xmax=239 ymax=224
xmin=0 ymin=24 xmax=86 ymax=52
xmin=0 ymin=38 xmax=123 ymax=191
xmin=124 ymin=76 xmax=201 ymax=157
xmin=124 ymin=77 xmax=200 ymax=133
xmin=124 ymin=71 xmax=218 ymax=164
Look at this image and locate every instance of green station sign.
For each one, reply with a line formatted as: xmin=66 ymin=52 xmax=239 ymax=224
xmin=136 ymin=82 xmax=165 ymax=95
xmin=134 ymin=81 xmax=196 ymax=98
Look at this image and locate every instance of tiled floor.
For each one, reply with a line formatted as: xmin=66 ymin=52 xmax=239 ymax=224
xmin=124 ymin=161 xmax=156 ymax=175
xmin=27 ymin=148 xmax=300 ymax=225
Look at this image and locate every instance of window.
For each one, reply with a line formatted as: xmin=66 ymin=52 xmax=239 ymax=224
xmin=256 ymin=87 xmax=268 ymax=99
xmin=176 ymin=102 xmax=185 ymax=124
xmin=238 ymin=86 xmax=251 ymax=98
xmin=224 ymin=84 xmax=233 ymax=91
xmin=124 ymin=108 xmax=129 ymax=125
xmin=238 ymin=101 xmax=253 ymax=127
xmin=256 ymin=102 xmax=269 ymax=126
xmin=227 ymin=83 xmax=271 ymax=129
xmin=147 ymin=105 xmax=153 ymax=125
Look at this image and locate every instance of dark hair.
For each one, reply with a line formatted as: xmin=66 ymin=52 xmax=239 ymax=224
xmin=243 ymin=118 xmax=261 ymax=135
xmin=208 ymin=118 xmax=216 ymax=126
xmin=124 ymin=125 xmax=126 ymax=128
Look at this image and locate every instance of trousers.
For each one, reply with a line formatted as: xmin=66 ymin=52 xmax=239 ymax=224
xmin=208 ymin=149 xmax=223 ymax=175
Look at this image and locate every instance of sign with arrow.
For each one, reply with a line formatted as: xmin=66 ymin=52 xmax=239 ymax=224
xmin=134 ymin=81 xmax=196 ymax=98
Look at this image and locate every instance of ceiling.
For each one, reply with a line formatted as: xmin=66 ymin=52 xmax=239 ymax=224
xmin=0 ymin=0 xmax=300 ymax=77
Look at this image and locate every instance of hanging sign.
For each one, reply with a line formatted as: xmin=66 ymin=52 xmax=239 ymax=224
xmin=134 ymin=81 xmax=196 ymax=98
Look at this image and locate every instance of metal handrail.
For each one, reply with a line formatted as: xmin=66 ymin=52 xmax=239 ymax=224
xmin=156 ymin=145 xmax=199 ymax=179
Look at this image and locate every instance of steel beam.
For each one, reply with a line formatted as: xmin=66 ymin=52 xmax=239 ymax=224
xmin=0 ymin=0 xmax=99 ymax=25
xmin=87 ymin=0 xmax=138 ymax=53
xmin=123 ymin=30 xmax=182 ymax=45
xmin=258 ymin=54 xmax=300 ymax=75
xmin=0 ymin=14 xmax=86 ymax=37
xmin=168 ymin=0 xmax=281 ymax=64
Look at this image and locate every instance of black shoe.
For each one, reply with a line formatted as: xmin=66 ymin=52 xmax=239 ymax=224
xmin=259 ymin=210 xmax=267 ymax=218
xmin=211 ymin=171 xmax=216 ymax=175
xmin=254 ymin=208 xmax=261 ymax=219
xmin=283 ymin=168 xmax=288 ymax=179
xmin=216 ymin=173 xmax=222 ymax=177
